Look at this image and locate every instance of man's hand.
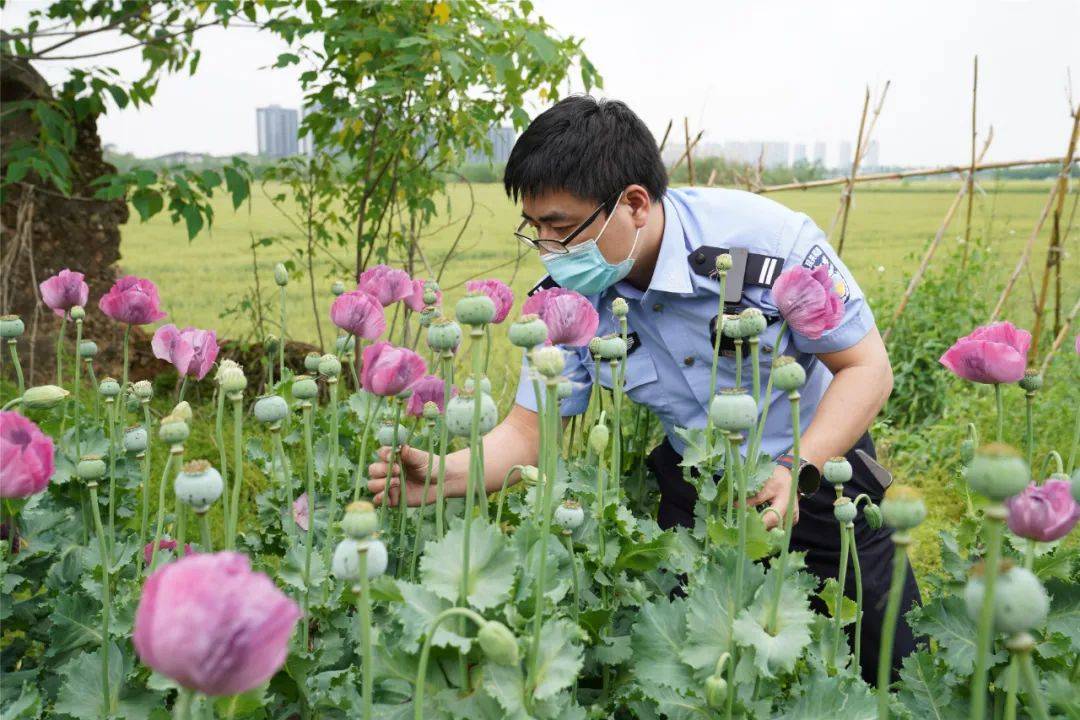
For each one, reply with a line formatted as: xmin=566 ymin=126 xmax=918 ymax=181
xmin=367 ymin=445 xmax=439 ymax=507
xmin=745 ymin=465 xmax=799 ymax=530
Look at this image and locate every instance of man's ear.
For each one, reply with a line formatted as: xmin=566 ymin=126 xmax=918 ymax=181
xmin=624 ymin=184 xmax=652 ymax=228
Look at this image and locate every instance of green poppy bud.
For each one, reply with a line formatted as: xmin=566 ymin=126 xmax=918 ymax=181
xmin=423 ymin=287 xmax=439 ymax=306
xmin=721 ymin=314 xmax=745 ymax=339
xmin=376 ymin=421 xmax=408 ymax=447
xmin=77 ymin=455 xmax=107 ymax=482
xmin=709 ymin=389 xmax=757 ymax=432
xmin=611 ymin=297 xmax=629 ymax=318
xmin=78 ymin=339 xmax=98 ymax=358
xmin=881 ymin=485 xmax=926 ymax=531
xmin=520 ymin=465 xmax=539 ymax=484
xmin=318 ymin=353 xmax=342 ymax=378
xmin=273 ymin=262 xmax=289 ymax=286
xmin=125 ymin=392 xmax=141 ymax=414
xmin=124 ymin=426 xmax=148 ymax=454
xmin=554 ymin=499 xmax=585 ymax=530
xmin=1017 ymin=370 xmax=1042 ymax=393
xmin=419 ymin=307 xmax=440 ymax=327
xmin=219 ymin=365 xmax=247 ymax=395
xmin=960 ymin=438 xmax=975 ymax=465
xmin=966 ymin=443 xmax=1029 ymax=502
xmin=69 ymin=306 xmax=85 ymax=321
xmin=335 ymin=335 xmax=356 ymax=356
xmin=292 ymin=375 xmax=318 ymax=400
xmin=171 ymin=401 xmax=193 ymax=422
xmin=174 ymin=459 xmax=224 ymax=512
xmin=477 ymin=621 xmax=520 ymax=666
xmin=588 ymin=336 xmax=602 ymax=357
xmin=771 ymin=356 xmax=806 ymax=392
xmin=264 ymin=334 xmax=279 ymax=354
xmin=159 ymin=414 xmax=190 ymax=445
xmin=863 ymin=502 xmax=883 ymax=530
xmin=254 ymin=394 xmax=289 ymax=424
xmin=98 ymin=378 xmax=121 ymax=398
xmin=508 ymin=314 xmax=548 ymax=348
xmin=963 ymin=561 xmax=1048 ymax=634
xmin=132 ymin=379 xmax=153 ymax=400
xmin=738 ymin=308 xmax=767 ymax=337
xmin=463 ymin=376 xmax=492 ymax=395
xmin=22 ymin=384 xmax=70 ymax=409
xmin=0 ymin=315 xmax=25 ymax=339
xmin=427 ymin=318 xmax=463 ymax=352
xmin=833 ymin=497 xmax=857 ymax=524
xmin=823 ymin=456 xmax=853 ymax=486
xmin=589 ymin=423 xmax=610 ymax=455
xmin=594 ymin=334 xmax=627 ymax=360
xmin=715 ymin=253 xmax=733 ymax=272
xmin=422 ymin=401 xmax=440 ymax=421
xmin=341 ymin=501 xmax=378 ymax=539
xmin=304 ymin=352 xmax=322 ymax=373
xmin=532 ymin=346 xmax=565 ymax=379
xmin=331 ymin=280 xmax=345 ymax=296
xmin=455 ymin=292 xmax=496 ymax=326
xmin=705 ymin=674 xmax=728 ymax=708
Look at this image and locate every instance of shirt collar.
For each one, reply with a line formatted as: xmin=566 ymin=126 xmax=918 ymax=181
xmin=610 ymin=193 xmax=695 ymax=302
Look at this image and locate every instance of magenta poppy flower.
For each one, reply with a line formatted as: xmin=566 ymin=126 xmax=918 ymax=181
xmin=0 ymin=411 xmax=55 ymax=498
xmin=466 ymin=279 xmax=514 ymax=324
xmin=405 ymin=278 xmax=442 ymax=313
xmin=133 ymin=551 xmax=300 ymax=696
xmin=770 ymin=265 xmax=844 ymax=340
xmin=142 ymin=537 xmax=193 ymax=566
xmin=1006 ymin=480 xmax=1080 ymax=542
xmin=939 ymin=321 xmax=1031 ymax=385
xmin=405 ymin=374 xmax=454 ymax=416
xmin=357 ymin=264 xmax=413 ymax=307
xmin=330 ymin=290 xmax=386 ymax=340
xmin=292 ymin=493 xmax=309 ymax=532
xmin=39 ymin=269 xmax=89 ymax=318
xmin=151 ymin=325 xmax=220 ymax=381
xmin=98 ymin=275 xmax=167 ymax=325
xmin=361 ymin=341 xmax=427 ymax=397
xmin=522 ymin=287 xmax=599 ymax=346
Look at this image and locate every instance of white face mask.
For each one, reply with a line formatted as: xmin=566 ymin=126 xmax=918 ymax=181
xmin=540 ymin=194 xmax=640 ymax=294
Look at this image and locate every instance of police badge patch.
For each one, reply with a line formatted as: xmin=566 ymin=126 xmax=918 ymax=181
xmin=801 ymin=245 xmax=851 ymax=302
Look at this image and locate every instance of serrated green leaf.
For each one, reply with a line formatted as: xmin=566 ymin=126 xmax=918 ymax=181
xmin=614 ymin=531 xmax=674 ymax=572
xmin=631 ymin=597 xmax=695 ymax=698
xmin=393 ymin=582 xmax=471 ymax=654
xmin=53 ymin=642 xmax=124 ymax=719
xmin=481 ymin=663 xmax=529 ymax=719
xmin=774 ymin=667 xmax=876 ymax=719
xmin=908 ymin=595 xmax=1006 ymax=676
xmin=531 ymin=618 xmax=584 ymax=701
xmin=707 ymin=509 xmax=773 ymax=560
xmin=732 ymin=567 xmax=814 ymax=678
xmin=420 ymin=519 xmax=516 ymax=611
xmin=46 ymin=594 xmax=101 ymax=658
xmin=895 ymin=651 xmax=966 ymax=720
xmin=818 ymin=577 xmax=858 ymax=625
xmin=1045 ymin=579 xmax=1080 ymax=653
xmin=593 ymin=635 xmax=631 ymax=665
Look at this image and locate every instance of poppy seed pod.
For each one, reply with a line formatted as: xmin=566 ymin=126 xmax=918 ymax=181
xmin=171 ymin=401 xmax=193 ymax=422
xmin=833 ymin=497 xmax=857 ymax=524
xmin=823 ymin=457 xmax=853 ymax=486
xmin=76 ymin=455 xmax=107 ymax=482
xmin=318 ymin=354 xmax=341 ymax=378
xmin=557 ymin=380 xmax=573 ymax=400
xmin=332 ymin=537 xmax=387 ymax=580
xmin=427 ymin=318 xmax=463 ymax=353
xmin=963 ymin=562 xmax=1048 ymax=634
xmin=611 ymin=297 xmax=629 ymax=318
xmin=376 ymin=421 xmax=408 ymax=448
xmin=132 ymin=380 xmax=153 ymax=400
xmin=124 ymin=426 xmax=149 ymax=454
xmin=477 ymin=621 xmax=519 ymax=666
xmin=304 ymin=352 xmax=321 ymax=373
xmin=159 ymin=415 xmax=190 ymax=445
xmin=70 ymin=306 xmax=85 ymax=321
xmin=98 ymin=378 xmax=121 ymax=398
xmin=422 ymin=287 xmax=439 ymax=306
xmin=22 ymin=384 xmax=70 ymax=409
xmin=709 ymin=389 xmax=757 ymax=432
xmin=418 ymin=307 xmax=440 ymax=328
xmin=721 ymin=314 xmax=745 ymax=339
xmin=864 ymin=502 xmax=883 ymax=530
xmin=881 ymin=485 xmax=926 ymax=531
xmin=588 ymin=337 xmax=602 ymax=357
xmin=966 ymin=443 xmax=1029 ymax=502
xmin=341 ymin=501 xmax=378 ymax=539
xmin=445 ymin=392 xmax=498 ymax=438
xmin=455 ymin=292 xmax=496 ymax=327
xmin=0 ymin=315 xmax=25 ymax=339
xmin=219 ymin=366 xmax=247 ymax=395
xmin=422 ymin=401 xmax=440 ymax=421
xmin=738 ymin=308 xmax=767 ymax=337
xmin=554 ymin=499 xmax=585 ymax=530
xmin=508 ymin=314 xmax=548 ymax=348
xmin=1018 ymin=370 xmax=1042 ymax=393
xmin=705 ymin=674 xmax=728 ymax=709
xmin=532 ymin=346 xmax=565 ymax=379
xmin=254 ymin=395 xmax=289 ymax=425
xmin=292 ymin=375 xmax=318 ymax=400
xmin=463 ymin=376 xmax=492 ymax=395
xmin=273 ymin=263 xmax=289 ymax=287
xmin=589 ymin=423 xmax=610 ymax=455
xmin=594 ymin=334 xmax=627 ymax=360
xmin=771 ymin=356 xmax=806 ymax=392
xmin=715 ymin=253 xmax=733 ymax=272
xmin=331 ymin=280 xmax=345 ymax=296
xmin=174 ymin=460 xmax=224 ymax=513
xmin=78 ymin=339 xmax=98 ymax=358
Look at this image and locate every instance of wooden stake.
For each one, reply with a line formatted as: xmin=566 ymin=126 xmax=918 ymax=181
xmin=961 ymin=56 xmax=978 ymax=269
xmin=658 ymin=119 xmax=674 ymax=154
xmin=668 ymin=130 xmax=704 ymax=175
xmin=685 ymin=117 xmax=695 ymax=186
xmin=1039 ymin=293 xmax=1080 ymax=377
xmin=830 ymin=82 xmax=890 ymax=257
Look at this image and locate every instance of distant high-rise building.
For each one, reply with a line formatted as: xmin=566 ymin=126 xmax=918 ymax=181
xmin=465 ymin=126 xmax=517 ymax=165
xmin=256 ymin=105 xmax=299 ymax=158
xmin=862 ymin=140 xmax=880 ymax=169
xmin=837 ymin=140 xmax=853 ymax=170
xmin=763 ymin=141 xmax=790 ymax=168
xmin=813 ymin=141 xmax=827 ymax=166
xmin=792 ymin=143 xmax=807 ymax=164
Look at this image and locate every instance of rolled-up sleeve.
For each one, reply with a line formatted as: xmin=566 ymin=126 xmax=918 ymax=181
xmin=513 ymin=345 xmax=593 ymax=416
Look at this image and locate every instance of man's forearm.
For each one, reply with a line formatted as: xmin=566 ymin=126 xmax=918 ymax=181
xmin=438 ymin=404 xmax=543 ymax=497
xmin=798 ymin=364 xmax=892 ymax=469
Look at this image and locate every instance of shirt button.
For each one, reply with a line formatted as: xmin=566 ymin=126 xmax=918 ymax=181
xmin=684 ymin=356 xmax=695 ymax=367
xmin=652 ymin=303 xmax=663 ymax=312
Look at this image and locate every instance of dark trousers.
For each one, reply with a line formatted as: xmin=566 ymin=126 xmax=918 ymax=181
xmin=647 ymin=433 xmax=921 ymax=684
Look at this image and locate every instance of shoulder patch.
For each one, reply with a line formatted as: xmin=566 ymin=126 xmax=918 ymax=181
xmin=528 ymin=275 xmax=560 ymax=297
xmin=800 ymin=244 xmax=850 ymax=302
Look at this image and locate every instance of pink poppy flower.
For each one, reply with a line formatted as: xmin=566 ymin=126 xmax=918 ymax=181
xmin=293 ymin=493 xmax=309 ymax=532
xmin=939 ymin=321 xmax=1031 ymax=385
xmin=142 ymin=537 xmax=193 ymax=566
xmin=361 ymin=341 xmax=427 ymax=397
xmin=405 ymin=374 xmax=454 ymax=416
xmin=405 ymin=278 xmax=442 ymax=313
xmin=466 ymin=279 xmax=515 ymax=324
xmin=1006 ymin=480 xmax=1080 ymax=542
xmin=330 ymin=290 xmax=386 ymax=340
xmin=134 ymin=551 xmax=300 ymax=696
xmin=770 ymin=265 xmax=844 ymax=340
xmin=522 ymin=287 xmax=599 ymax=346
xmin=357 ymin=264 xmax=413 ymax=307
xmin=151 ymin=325 xmax=220 ymax=380
xmin=0 ymin=411 xmax=55 ymax=498
xmin=39 ymin=269 xmax=89 ymax=317
xmin=98 ymin=275 xmax=167 ymax=325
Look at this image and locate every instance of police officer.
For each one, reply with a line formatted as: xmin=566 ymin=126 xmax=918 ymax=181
xmin=368 ymin=95 xmax=921 ymax=682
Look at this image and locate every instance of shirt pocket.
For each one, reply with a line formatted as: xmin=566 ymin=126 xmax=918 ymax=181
xmin=592 ymin=346 xmax=661 ymax=403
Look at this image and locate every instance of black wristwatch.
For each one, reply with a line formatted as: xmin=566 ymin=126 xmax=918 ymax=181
xmin=776 ymin=454 xmax=822 ymax=497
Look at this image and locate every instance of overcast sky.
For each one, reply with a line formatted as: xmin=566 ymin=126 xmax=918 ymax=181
xmin=3 ymin=0 xmax=1077 ymax=166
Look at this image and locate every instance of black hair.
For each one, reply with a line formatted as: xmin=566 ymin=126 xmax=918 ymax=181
xmin=503 ymin=95 xmax=668 ymax=213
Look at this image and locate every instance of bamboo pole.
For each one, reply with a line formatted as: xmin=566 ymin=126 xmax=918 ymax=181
xmin=828 ymin=87 xmax=870 ymax=242
xmin=658 ymin=119 xmax=674 ymax=154
xmin=1039 ymin=294 xmax=1080 ymax=377
xmin=834 ymin=83 xmax=891 ymax=256
xmin=990 ymin=109 xmax=1080 ymax=323
xmin=754 ymin=156 xmax=1064 ymax=194
xmin=706 ymin=167 xmax=718 ymax=186
xmin=685 ymin=117 xmax=695 ymax=186
xmin=883 ymin=130 xmax=993 ymax=342
xmin=961 ymin=56 xmax=979 ymax=269
xmin=668 ymin=130 xmax=704 ymax=175
xmin=1029 ymin=108 xmax=1080 ymax=358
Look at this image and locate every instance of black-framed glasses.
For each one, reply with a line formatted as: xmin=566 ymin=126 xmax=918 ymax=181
xmin=514 ymin=192 xmax=619 ymax=255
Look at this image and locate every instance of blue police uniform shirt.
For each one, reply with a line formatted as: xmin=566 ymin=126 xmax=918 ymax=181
xmin=513 ymin=186 xmax=876 ymax=461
